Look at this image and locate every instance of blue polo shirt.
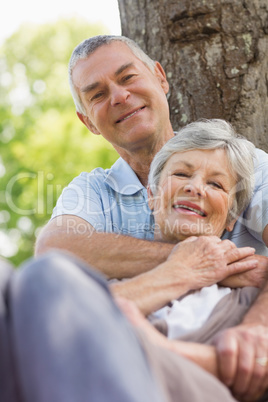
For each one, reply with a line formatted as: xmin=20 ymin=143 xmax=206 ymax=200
xmin=51 ymin=157 xmax=155 ymax=240
xmin=52 ymin=150 xmax=268 ymax=255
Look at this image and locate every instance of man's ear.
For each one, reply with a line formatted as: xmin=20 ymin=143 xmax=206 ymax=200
xmin=76 ymin=112 xmax=100 ymax=135
xmin=226 ymin=218 xmax=237 ymax=232
xmin=147 ymin=185 xmax=155 ymax=211
xmin=154 ymin=62 xmax=169 ymax=94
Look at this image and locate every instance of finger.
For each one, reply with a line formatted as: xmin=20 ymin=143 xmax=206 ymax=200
xmin=238 ymin=345 xmax=268 ymax=400
xmin=240 ymin=361 xmax=268 ymax=401
xmin=227 ymin=258 xmax=258 ymax=276
xmin=231 ymin=341 xmax=255 ymax=395
xmin=225 ymin=246 xmax=256 ymax=265
xmin=215 ymin=331 xmax=239 ymax=387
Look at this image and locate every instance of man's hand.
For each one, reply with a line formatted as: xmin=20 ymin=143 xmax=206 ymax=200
xmin=213 ymin=324 xmax=268 ymax=401
xmin=112 ymin=236 xmax=257 ymax=316
xmin=160 ymin=236 xmax=257 ymax=295
xmin=220 ymin=255 xmax=268 ymax=289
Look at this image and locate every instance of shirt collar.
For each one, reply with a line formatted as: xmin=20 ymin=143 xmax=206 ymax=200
xmin=104 ymin=157 xmax=145 ymax=195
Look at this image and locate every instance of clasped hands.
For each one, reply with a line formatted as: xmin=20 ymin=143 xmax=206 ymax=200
xmin=213 ymin=323 xmax=268 ymax=401
xmin=167 ymin=236 xmax=268 ymax=401
xmin=118 ymin=236 xmax=268 ymax=401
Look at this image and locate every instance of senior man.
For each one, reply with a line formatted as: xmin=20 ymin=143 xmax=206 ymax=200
xmin=36 ymin=35 xmax=268 ymax=398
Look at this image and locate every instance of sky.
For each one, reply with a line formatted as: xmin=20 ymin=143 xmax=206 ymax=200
xmin=0 ymin=0 xmax=121 ymax=45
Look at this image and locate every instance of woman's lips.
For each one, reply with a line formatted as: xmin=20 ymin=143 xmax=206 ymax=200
xmin=173 ymin=202 xmax=207 ymax=217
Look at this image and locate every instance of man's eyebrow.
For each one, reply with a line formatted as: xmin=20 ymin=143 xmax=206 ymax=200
xmin=80 ymin=63 xmax=134 ymax=94
xmin=115 ymin=62 xmax=134 ymax=76
xmin=81 ymin=82 xmax=100 ymax=94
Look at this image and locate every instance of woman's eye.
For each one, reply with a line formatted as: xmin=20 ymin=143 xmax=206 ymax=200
xmin=174 ymin=172 xmax=189 ymax=178
xmin=209 ymin=181 xmax=223 ymax=189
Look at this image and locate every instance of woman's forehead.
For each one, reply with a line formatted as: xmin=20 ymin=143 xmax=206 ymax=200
xmin=164 ymin=149 xmax=228 ymax=170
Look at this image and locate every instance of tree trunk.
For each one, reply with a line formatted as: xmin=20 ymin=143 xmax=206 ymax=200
xmin=118 ymin=0 xmax=268 ymax=151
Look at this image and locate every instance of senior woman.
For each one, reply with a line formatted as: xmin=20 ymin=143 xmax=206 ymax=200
xmin=146 ymin=119 xmax=265 ymax=336
xmin=117 ymin=119 xmax=268 ymax=401
xmin=119 ymin=119 xmax=262 ymax=316
xmin=148 ymin=119 xmax=255 ymax=243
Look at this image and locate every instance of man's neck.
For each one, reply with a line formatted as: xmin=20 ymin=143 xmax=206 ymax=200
xmin=115 ymin=128 xmax=174 ymax=187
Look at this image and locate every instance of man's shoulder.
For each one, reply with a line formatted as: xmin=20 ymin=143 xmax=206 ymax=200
xmin=68 ymin=157 xmax=142 ymax=195
xmin=254 ymin=148 xmax=268 ymax=188
xmin=255 ymin=148 xmax=268 ymax=168
xmin=73 ymin=158 xmax=124 ymax=183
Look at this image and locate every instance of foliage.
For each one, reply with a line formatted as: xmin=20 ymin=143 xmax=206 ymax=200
xmin=0 ymin=19 xmax=118 ymax=266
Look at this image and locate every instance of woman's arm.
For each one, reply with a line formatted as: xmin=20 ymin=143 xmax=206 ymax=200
xmin=115 ymin=296 xmax=218 ymax=376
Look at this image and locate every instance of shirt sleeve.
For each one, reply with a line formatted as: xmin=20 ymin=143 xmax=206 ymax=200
xmin=243 ymin=148 xmax=268 ymax=242
xmin=51 ymin=171 xmax=107 ymax=231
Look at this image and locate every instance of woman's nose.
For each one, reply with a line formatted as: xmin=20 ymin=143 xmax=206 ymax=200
xmin=183 ymin=179 xmax=205 ymax=197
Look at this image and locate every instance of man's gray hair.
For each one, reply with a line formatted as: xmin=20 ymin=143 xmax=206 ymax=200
xmin=148 ymin=119 xmax=256 ymax=223
xmin=69 ymin=35 xmax=156 ymax=115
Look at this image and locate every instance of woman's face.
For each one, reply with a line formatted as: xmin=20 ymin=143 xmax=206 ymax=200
xmin=149 ymin=149 xmax=237 ymax=243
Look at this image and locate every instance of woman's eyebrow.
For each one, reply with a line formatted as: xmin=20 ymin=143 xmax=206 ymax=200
xmin=171 ymin=160 xmax=230 ymax=178
xmin=170 ymin=160 xmax=194 ymax=169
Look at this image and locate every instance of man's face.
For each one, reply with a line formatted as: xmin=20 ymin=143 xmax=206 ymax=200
xmin=150 ymin=149 xmax=237 ymax=242
xmin=72 ymin=41 xmax=171 ymax=153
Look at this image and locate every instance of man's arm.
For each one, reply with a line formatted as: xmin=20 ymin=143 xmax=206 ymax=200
xmin=220 ymin=255 xmax=268 ymax=288
xmin=36 ymin=218 xmax=257 ymax=316
xmin=112 ymin=237 xmax=257 ymax=315
xmin=263 ymin=224 xmax=268 ymax=246
xmin=35 ymin=215 xmax=173 ymax=279
xmin=220 ymin=224 xmax=268 ymax=288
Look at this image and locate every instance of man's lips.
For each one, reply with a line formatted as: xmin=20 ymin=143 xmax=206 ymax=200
xmin=173 ymin=201 xmax=207 ymax=217
xmin=116 ymin=106 xmax=145 ymax=123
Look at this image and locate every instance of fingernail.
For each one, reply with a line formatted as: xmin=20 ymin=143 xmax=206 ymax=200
xmin=224 ymin=378 xmax=232 ymax=387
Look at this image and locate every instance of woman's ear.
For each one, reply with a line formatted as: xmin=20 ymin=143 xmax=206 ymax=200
xmin=147 ymin=185 xmax=155 ymax=211
xmin=76 ymin=112 xmax=101 ymax=135
xmin=226 ymin=218 xmax=237 ymax=232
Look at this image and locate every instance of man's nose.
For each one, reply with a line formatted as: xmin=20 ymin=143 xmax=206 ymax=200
xmin=183 ymin=178 xmax=206 ymax=197
xmin=110 ymin=84 xmax=130 ymax=106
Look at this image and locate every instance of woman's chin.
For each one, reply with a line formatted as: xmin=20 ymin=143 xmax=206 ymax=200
xmin=154 ymin=221 xmax=220 ymax=243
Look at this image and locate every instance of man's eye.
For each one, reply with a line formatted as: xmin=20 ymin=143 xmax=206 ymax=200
xmin=122 ymin=74 xmax=135 ymax=82
xmin=91 ymin=92 xmax=104 ymax=101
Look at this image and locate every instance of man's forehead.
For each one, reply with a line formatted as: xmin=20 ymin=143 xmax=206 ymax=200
xmin=72 ymin=42 xmax=148 ymax=89
xmin=76 ymin=42 xmax=138 ymax=70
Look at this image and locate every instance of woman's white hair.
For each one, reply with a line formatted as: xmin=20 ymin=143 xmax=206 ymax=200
xmin=148 ymin=119 xmax=256 ymax=223
xmin=68 ymin=35 xmax=156 ymax=115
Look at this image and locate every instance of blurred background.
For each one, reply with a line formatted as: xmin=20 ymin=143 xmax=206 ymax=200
xmin=0 ymin=0 xmax=121 ymax=266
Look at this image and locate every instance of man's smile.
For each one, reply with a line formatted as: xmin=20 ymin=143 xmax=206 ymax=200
xmin=116 ymin=106 xmax=145 ymax=123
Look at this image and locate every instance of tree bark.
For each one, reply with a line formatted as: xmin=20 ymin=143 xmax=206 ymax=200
xmin=118 ymin=0 xmax=268 ymax=151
